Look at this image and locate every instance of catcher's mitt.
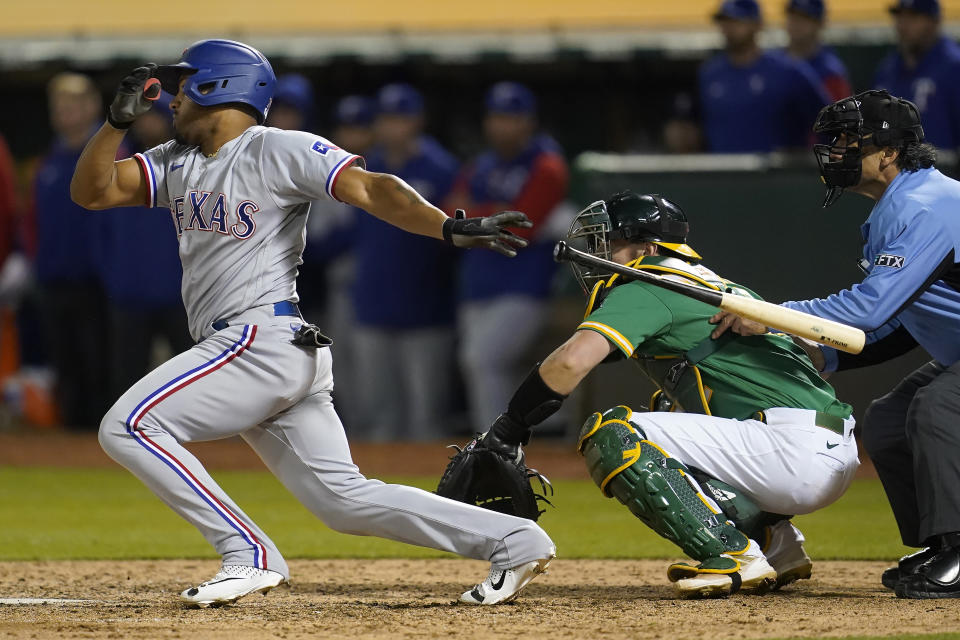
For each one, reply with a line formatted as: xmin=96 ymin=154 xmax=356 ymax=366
xmin=436 ymin=434 xmax=553 ymax=521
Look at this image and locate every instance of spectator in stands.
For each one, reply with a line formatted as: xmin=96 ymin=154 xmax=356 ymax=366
xmin=0 ymin=132 xmax=24 ymax=383
xmin=662 ymin=93 xmax=704 ymax=153
xmin=330 ymin=96 xmax=378 ymax=157
xmin=0 ymin=134 xmax=17 ymax=281
xmin=448 ymin=82 xmax=568 ymax=433
xmin=24 ymin=73 xmax=111 ymax=429
xmin=101 ymin=97 xmax=191 ymax=401
xmin=300 ymin=95 xmax=378 ymax=429
xmin=783 ymin=0 xmax=852 ymax=101
xmin=350 ymin=84 xmax=460 ymax=440
xmin=875 ymin=0 xmax=960 ymax=149
xmin=265 ymin=74 xmax=315 ymax=131
xmin=699 ymin=0 xmax=829 ymax=152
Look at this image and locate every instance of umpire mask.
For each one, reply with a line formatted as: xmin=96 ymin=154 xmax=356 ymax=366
xmin=813 ymin=90 xmax=924 ymax=207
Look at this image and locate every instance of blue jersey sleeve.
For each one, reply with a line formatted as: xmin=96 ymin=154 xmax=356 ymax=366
xmin=788 ymin=59 xmax=830 ymax=137
xmin=783 ymin=212 xmax=954 ymax=330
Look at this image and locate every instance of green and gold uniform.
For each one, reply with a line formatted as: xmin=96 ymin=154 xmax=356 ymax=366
xmin=578 ymin=255 xmax=852 ymax=421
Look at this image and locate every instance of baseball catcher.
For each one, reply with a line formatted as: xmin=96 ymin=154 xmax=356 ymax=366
xmin=441 ymin=191 xmax=859 ymax=598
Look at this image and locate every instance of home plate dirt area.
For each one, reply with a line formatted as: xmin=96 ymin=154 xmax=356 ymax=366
xmin=2 ymin=558 xmax=959 ymax=640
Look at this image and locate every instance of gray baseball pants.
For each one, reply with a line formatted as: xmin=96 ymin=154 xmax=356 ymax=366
xmin=98 ymin=312 xmax=554 ymax=580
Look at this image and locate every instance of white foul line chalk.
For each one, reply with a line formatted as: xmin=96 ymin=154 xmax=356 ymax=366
xmin=0 ymin=598 xmax=97 ymax=605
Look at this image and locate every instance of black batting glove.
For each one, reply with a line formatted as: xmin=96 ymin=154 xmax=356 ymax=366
xmin=442 ymin=209 xmax=532 ymax=257
xmin=107 ymin=63 xmax=160 ymax=130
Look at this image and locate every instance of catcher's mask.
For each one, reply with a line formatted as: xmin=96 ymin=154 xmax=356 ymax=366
xmin=813 ymin=89 xmax=924 ymax=207
xmin=566 ymin=191 xmax=701 ymax=294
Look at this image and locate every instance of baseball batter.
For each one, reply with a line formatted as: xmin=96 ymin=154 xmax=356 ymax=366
xmin=70 ymin=39 xmax=554 ymax=607
xmin=476 ymin=191 xmax=859 ymax=598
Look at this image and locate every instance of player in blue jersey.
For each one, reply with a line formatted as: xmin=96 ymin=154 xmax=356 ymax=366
xmin=449 ymin=82 xmax=569 ymax=434
xmin=874 ymin=0 xmax=960 ymax=149
xmin=699 ymin=0 xmax=829 ymax=152
xmin=350 ymin=83 xmax=461 ymax=441
xmin=783 ymin=0 xmax=852 ymax=101
xmin=711 ymin=89 xmax=960 ymax=599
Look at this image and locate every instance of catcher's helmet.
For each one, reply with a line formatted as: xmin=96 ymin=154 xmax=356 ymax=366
xmin=155 ymin=39 xmax=276 ymax=124
xmin=813 ymin=89 xmax=924 ymax=207
xmin=566 ymin=191 xmax=701 ymax=293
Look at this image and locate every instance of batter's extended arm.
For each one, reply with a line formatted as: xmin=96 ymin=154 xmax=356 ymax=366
xmin=333 ymin=166 xmax=532 ymax=256
xmin=333 ymin=166 xmax=447 ymax=237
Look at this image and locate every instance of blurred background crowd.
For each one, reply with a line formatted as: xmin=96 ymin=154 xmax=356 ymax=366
xmin=0 ymin=0 xmax=957 ymax=439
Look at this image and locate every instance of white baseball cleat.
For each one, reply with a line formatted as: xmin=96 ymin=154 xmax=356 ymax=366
xmin=460 ymin=553 xmax=555 ymax=605
xmin=670 ymin=540 xmax=777 ymax=599
xmin=764 ymin=520 xmax=813 ymax=590
xmin=180 ymin=565 xmax=286 ymax=608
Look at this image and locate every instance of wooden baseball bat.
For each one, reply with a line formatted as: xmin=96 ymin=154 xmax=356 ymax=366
xmin=554 ymin=241 xmax=865 ymax=354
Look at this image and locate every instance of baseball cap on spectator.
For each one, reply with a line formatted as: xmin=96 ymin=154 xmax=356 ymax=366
xmin=334 ymin=95 xmax=376 ymax=126
xmin=377 ymin=83 xmax=423 ymax=115
xmin=889 ymin=0 xmax=941 ymax=17
xmin=713 ymin=0 xmax=762 ymax=21
xmin=273 ymin=74 xmax=314 ymax=115
xmin=786 ymin=0 xmax=825 ymax=20
xmin=485 ymin=82 xmax=537 ymax=115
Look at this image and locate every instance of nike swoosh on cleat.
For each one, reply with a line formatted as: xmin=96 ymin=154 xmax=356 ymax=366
xmin=826 ymin=442 xmax=839 ymax=449
xmin=201 ymin=577 xmax=245 ymax=587
xmin=492 ymin=571 xmax=507 ymax=590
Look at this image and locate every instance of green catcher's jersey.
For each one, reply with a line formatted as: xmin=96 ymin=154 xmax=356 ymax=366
xmin=578 ymin=256 xmax=852 ymax=420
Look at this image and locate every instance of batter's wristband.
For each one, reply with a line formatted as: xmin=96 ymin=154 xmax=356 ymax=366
xmin=441 ymin=217 xmax=455 ymax=243
xmin=106 ymin=111 xmax=133 ymax=130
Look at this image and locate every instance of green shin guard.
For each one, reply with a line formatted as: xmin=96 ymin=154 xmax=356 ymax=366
xmin=694 ymin=474 xmax=791 ymax=543
xmin=577 ymin=406 xmax=749 ymax=573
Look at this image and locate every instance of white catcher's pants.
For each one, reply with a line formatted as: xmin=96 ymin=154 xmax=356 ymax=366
xmin=629 ymin=407 xmax=860 ymax=516
xmin=98 ymin=310 xmax=553 ymax=580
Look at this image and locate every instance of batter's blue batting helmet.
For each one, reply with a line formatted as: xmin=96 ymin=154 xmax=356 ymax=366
xmin=155 ymin=39 xmax=276 ymax=124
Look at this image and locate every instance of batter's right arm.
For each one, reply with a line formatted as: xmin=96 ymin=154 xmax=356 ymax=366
xmin=71 ymin=65 xmax=159 ymax=210
xmin=71 ymin=126 xmax=147 ymax=210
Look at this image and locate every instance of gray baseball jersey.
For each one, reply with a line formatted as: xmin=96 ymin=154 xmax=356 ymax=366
xmin=100 ymin=124 xmax=555 ymax=584
xmin=135 ymin=126 xmax=362 ymax=341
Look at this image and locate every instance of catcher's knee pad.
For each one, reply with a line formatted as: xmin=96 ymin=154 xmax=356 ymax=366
xmin=577 ymin=406 xmax=749 ymax=562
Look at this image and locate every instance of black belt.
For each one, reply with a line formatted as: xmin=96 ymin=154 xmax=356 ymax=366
xmin=753 ymin=410 xmax=846 ymax=436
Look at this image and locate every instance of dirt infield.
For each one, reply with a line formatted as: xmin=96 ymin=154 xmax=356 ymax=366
xmin=0 ymin=430 xmax=879 ymax=479
xmin=1 ymin=558 xmax=957 ymax=639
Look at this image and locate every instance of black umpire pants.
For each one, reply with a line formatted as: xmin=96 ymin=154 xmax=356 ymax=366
xmin=862 ymin=360 xmax=960 ymax=547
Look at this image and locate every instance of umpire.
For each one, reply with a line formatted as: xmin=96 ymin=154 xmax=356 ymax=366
xmin=711 ymin=89 xmax=960 ymax=598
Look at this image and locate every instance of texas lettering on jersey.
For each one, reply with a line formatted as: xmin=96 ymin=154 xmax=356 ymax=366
xmin=171 ymin=191 xmax=260 ymax=240
xmin=135 ymin=126 xmax=362 ymax=342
